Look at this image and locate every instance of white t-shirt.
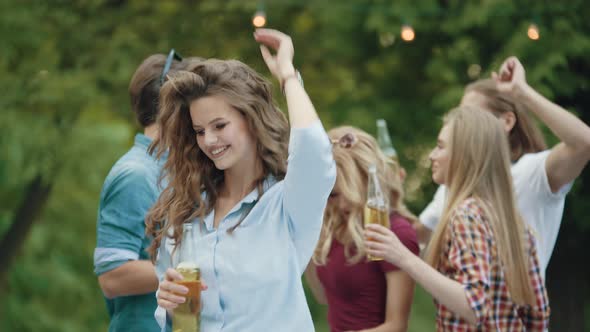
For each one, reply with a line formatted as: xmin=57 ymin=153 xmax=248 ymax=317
xmin=420 ymin=150 xmax=572 ymax=278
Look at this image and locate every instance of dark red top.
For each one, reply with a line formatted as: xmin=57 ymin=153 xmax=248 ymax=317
xmin=316 ymin=213 xmax=420 ymax=332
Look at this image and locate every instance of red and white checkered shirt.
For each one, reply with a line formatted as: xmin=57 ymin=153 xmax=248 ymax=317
xmin=435 ymin=198 xmax=550 ymax=331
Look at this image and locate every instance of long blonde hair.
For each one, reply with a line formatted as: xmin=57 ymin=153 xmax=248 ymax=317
xmin=145 ymin=59 xmax=289 ymax=260
xmin=425 ymin=106 xmax=536 ymax=305
xmin=313 ymin=126 xmax=417 ymax=265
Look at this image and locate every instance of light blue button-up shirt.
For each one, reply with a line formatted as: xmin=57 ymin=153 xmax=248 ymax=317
xmin=155 ymin=121 xmax=336 ymax=332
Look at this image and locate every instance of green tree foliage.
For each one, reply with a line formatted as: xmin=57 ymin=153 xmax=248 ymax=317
xmin=1 ymin=0 xmax=589 ymax=331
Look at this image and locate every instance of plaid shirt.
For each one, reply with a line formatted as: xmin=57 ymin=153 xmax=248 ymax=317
xmin=435 ymin=198 xmax=550 ymax=331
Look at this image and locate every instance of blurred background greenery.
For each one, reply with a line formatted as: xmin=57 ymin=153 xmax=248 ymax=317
xmin=1 ymin=0 xmax=589 ymax=331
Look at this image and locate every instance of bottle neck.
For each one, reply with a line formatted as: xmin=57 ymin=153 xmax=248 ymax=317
xmin=178 ymin=223 xmax=196 ymax=264
xmin=367 ymin=169 xmax=387 ymax=209
xmin=182 ymin=224 xmax=193 ymax=240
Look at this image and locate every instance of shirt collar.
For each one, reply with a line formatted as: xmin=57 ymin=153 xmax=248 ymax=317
xmin=242 ymin=175 xmax=277 ymax=203
xmin=134 ymin=133 xmax=152 ymax=150
xmin=202 ymin=175 xmax=278 ymax=231
xmin=135 ymin=133 xmax=169 ymax=162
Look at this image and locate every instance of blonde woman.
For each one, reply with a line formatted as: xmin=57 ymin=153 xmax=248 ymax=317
xmin=365 ymin=107 xmax=549 ymax=331
xmin=147 ymin=29 xmax=336 ymax=331
xmin=305 ymin=126 xmax=419 ymax=332
xmin=418 ymin=57 xmax=590 ymax=278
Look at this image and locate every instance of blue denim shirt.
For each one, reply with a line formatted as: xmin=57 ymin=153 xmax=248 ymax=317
xmin=155 ymin=121 xmax=336 ymax=332
xmin=94 ymin=133 xmax=163 ymax=332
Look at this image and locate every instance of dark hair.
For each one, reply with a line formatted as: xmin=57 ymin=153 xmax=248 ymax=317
xmin=128 ymin=54 xmax=185 ymax=127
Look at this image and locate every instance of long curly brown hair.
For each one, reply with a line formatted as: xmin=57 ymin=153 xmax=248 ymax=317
xmin=146 ymin=59 xmax=289 ymax=261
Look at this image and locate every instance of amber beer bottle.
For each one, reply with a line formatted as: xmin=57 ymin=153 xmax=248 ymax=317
xmin=174 ymin=223 xmax=201 ymax=332
xmin=364 ymin=164 xmax=390 ymax=261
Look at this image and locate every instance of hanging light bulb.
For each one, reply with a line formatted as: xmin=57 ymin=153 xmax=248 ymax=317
xmin=400 ymin=24 xmax=415 ymax=42
xmin=527 ymin=23 xmax=540 ymax=40
xmin=252 ymin=9 xmax=266 ymax=28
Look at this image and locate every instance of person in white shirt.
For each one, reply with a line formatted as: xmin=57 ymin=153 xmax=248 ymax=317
xmin=416 ymin=56 xmax=590 ymax=279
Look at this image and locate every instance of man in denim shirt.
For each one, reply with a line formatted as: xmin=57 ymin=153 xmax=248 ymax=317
xmin=93 ymin=51 xmax=188 ymax=331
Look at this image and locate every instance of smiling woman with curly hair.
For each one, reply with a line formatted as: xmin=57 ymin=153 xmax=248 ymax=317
xmin=146 ymin=29 xmax=336 ymax=332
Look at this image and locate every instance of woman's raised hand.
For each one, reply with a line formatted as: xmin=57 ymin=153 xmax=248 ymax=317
xmin=492 ymin=56 xmax=528 ymax=95
xmin=254 ymin=29 xmax=296 ymax=83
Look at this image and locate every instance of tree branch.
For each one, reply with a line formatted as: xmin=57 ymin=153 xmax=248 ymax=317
xmin=0 ymin=175 xmax=53 ymax=280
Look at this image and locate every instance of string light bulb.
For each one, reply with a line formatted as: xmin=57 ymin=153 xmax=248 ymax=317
xmin=252 ymin=9 xmax=266 ymax=28
xmin=527 ymin=23 xmax=540 ymax=40
xmin=400 ymin=24 xmax=415 ymax=42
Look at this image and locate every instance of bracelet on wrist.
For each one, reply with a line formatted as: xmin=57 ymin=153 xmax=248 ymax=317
xmin=280 ymin=70 xmax=303 ymax=95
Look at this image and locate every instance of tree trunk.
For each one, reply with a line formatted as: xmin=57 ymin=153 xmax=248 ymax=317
xmin=0 ymin=175 xmax=53 ymax=280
